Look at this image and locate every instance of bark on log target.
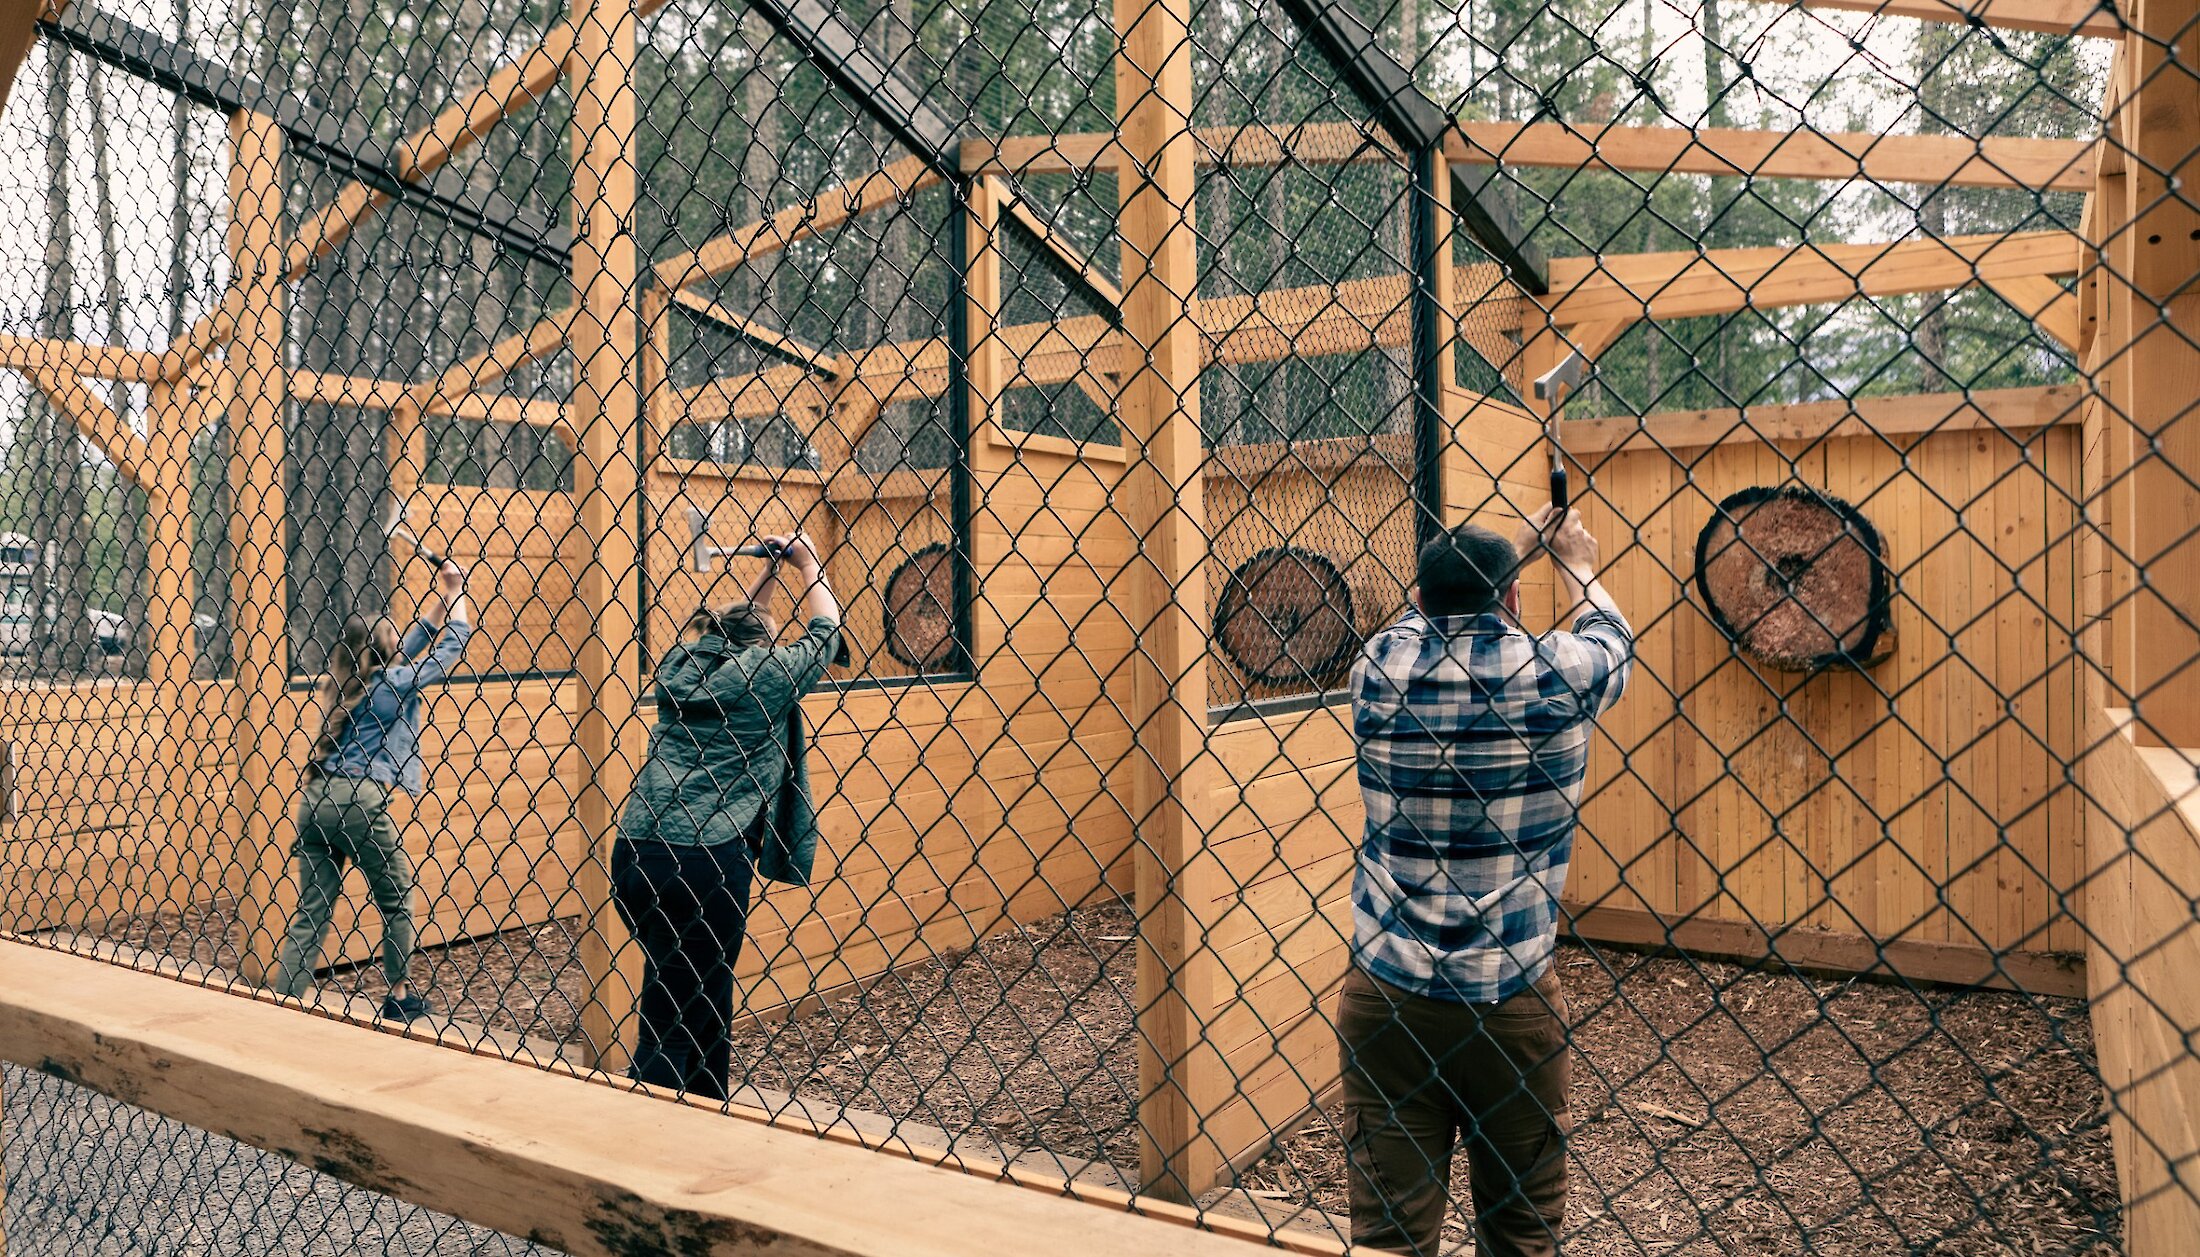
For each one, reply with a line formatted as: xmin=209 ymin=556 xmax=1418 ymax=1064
xmin=1695 ymin=486 xmax=1893 ymax=671
xmin=1214 ymin=545 xmax=1358 ymax=687
xmin=882 ymin=542 xmax=957 ymax=669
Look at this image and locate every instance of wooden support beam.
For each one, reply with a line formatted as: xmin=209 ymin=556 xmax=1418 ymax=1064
xmin=967 ymin=120 xmax=2094 ymax=193
xmin=1544 ymin=229 xmax=2081 ymax=327
xmin=18 ymin=363 xmax=155 ymax=491
xmin=1981 ymin=274 xmax=2081 ymax=348
xmin=0 ymin=335 xmax=167 ymax=382
xmin=667 ymin=288 xmax=844 ymax=378
xmin=0 ymin=940 xmax=1290 ymax=1257
xmin=652 ymin=154 xmax=943 ymax=295
xmin=1564 ymin=382 xmax=2083 ymax=455
xmin=1776 ymin=0 xmax=2122 ymax=38
xmin=1450 ymin=122 xmax=2096 ymax=193
xmin=224 ymin=111 xmax=294 ymax=988
xmin=568 ymin=0 xmax=647 ymax=1073
xmin=2101 ymin=0 xmax=2200 ymax=750
xmin=1115 ymin=0 xmax=1220 ymax=1202
xmin=401 ymin=306 xmax=574 ymax=415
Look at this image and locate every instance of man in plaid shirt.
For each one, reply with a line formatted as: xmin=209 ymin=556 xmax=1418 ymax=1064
xmin=1338 ymin=505 xmax=1632 ymax=1257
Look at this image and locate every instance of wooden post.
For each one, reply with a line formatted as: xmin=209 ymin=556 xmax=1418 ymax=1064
xmin=2108 ymin=0 xmax=2200 ymax=748
xmin=568 ymin=0 xmax=648 ymax=1070
xmin=226 ymin=111 xmax=294 ymax=986
xmin=145 ymin=379 xmax=202 ymax=906
xmin=1115 ymin=0 xmax=1220 ymax=1201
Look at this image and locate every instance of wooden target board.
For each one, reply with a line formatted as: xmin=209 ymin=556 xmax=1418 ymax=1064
xmin=882 ymin=542 xmax=958 ymax=670
xmin=1213 ymin=546 xmax=1359 ymax=688
xmin=1694 ymin=486 xmax=1893 ymax=671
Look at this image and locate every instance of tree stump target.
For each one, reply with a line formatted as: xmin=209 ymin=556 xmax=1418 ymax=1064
xmin=1695 ymin=486 xmax=1893 ymax=671
xmin=882 ymin=542 xmax=958 ymax=670
xmin=1213 ymin=546 xmax=1359 ymax=688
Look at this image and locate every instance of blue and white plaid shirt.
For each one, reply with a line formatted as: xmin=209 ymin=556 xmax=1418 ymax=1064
xmin=1349 ymin=605 xmax=1633 ymax=1004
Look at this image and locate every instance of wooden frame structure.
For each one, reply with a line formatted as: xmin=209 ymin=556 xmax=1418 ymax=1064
xmin=0 ymin=0 xmax=2193 ymax=1248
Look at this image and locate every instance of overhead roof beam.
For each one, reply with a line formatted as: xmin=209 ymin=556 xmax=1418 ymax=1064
xmin=39 ymin=3 xmax=570 ymax=271
xmin=1270 ymin=0 xmax=1549 ymax=293
xmin=740 ymin=0 xmax=1123 ymax=323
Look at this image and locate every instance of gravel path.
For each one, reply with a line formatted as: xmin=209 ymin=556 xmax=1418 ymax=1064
xmin=3 ymin=1064 xmax=565 ymax=1256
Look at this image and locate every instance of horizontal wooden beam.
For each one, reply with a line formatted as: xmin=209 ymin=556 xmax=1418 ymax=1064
xmin=653 ymin=155 xmax=943 ymax=295
xmin=968 ymin=120 xmax=2093 ymax=195
xmin=20 ymin=363 xmax=157 ymax=491
xmin=1564 ymin=382 xmax=2083 ymax=456
xmin=1545 ymin=229 xmax=2080 ymax=327
xmin=0 ymin=940 xmax=1286 ymax=1257
xmin=686 ymin=234 xmax=2072 ymax=422
xmin=1563 ymin=902 xmax=2085 ymax=998
xmin=0 ymin=335 xmax=168 ymax=383
xmin=1449 ymin=122 xmax=2095 ymax=193
xmin=289 ymin=369 xmax=570 ymax=435
xmin=1777 ymin=0 xmax=2121 ymax=38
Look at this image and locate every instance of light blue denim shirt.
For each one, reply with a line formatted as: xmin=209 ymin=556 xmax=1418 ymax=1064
xmin=319 ymin=616 xmax=473 ymax=796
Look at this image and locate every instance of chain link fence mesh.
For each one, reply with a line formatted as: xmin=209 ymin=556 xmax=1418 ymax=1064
xmin=0 ymin=0 xmax=2187 ymax=1251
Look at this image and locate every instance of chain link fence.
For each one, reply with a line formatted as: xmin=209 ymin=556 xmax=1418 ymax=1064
xmin=0 ymin=0 xmax=2189 ymax=1251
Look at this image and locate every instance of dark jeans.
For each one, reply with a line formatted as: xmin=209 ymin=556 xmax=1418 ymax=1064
xmin=610 ymin=836 xmax=755 ymax=1101
xmin=1335 ymin=965 xmax=1572 ymax=1257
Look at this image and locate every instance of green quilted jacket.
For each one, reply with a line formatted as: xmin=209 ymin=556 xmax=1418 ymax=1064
xmin=618 ymin=616 xmax=840 ymax=886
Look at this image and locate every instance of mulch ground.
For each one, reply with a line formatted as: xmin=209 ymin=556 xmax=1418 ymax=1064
xmin=84 ymin=898 xmax=2121 ymax=1254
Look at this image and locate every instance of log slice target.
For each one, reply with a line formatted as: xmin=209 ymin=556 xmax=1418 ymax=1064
xmin=1214 ymin=546 xmax=1358 ymax=687
xmin=1694 ymin=486 xmax=1893 ymax=671
xmin=882 ymin=542 xmax=958 ymax=670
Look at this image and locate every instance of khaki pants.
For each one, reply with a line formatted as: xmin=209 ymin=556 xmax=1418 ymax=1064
xmin=272 ymin=776 xmax=416 ymax=997
xmin=1335 ymin=965 xmax=1571 ymax=1257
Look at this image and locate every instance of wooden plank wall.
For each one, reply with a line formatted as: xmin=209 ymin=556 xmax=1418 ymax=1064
xmin=2083 ymin=713 xmax=2200 ymax=1253
xmin=0 ymin=680 xmax=237 ymax=935
xmin=1568 ymin=421 xmax=2085 ymax=963
xmin=1180 ymin=397 xmax=2088 ymax=1186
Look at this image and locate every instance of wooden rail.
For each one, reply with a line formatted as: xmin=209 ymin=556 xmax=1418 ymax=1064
xmin=0 ymin=940 xmax=1280 ymax=1257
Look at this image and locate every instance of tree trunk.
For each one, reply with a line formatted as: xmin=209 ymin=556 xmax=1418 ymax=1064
xmin=88 ymin=65 xmax=150 ymax=677
xmin=39 ymin=46 xmax=96 ymax=676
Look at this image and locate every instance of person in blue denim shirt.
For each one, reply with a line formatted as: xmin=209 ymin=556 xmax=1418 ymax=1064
xmin=272 ymin=560 xmax=472 ymax=1021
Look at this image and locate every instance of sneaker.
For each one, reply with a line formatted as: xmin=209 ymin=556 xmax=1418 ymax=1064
xmin=380 ymin=994 xmax=431 ymax=1023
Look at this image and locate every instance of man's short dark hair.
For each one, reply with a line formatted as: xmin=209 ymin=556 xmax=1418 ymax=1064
xmin=1416 ymin=523 xmax=1521 ymax=616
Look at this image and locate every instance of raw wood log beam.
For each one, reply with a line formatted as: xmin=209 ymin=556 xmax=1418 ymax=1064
xmin=17 ymin=363 xmax=157 ymax=490
xmin=0 ymin=940 xmax=1288 ymax=1257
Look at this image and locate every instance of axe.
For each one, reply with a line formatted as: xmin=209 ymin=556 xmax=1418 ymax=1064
xmin=378 ymin=498 xmax=446 ymax=570
xmin=683 ymin=504 xmax=785 ymax=573
xmin=1531 ymin=348 xmax=1590 ymax=515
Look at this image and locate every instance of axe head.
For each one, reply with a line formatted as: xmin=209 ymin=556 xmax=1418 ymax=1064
xmin=684 ymin=504 xmax=717 ymax=573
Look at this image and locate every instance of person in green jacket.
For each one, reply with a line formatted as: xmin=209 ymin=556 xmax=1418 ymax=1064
xmin=615 ymin=531 xmax=841 ymax=1099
